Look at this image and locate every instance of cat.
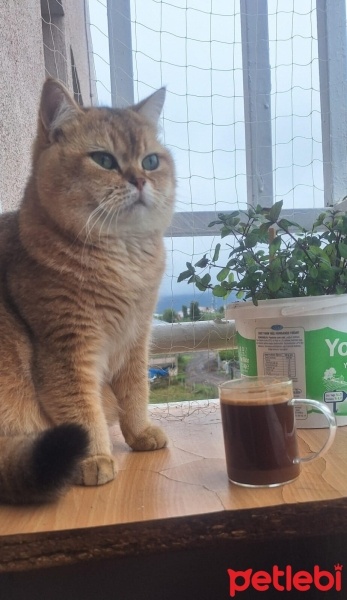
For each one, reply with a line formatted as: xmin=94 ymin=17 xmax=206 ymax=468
xmin=0 ymin=78 xmax=175 ymax=503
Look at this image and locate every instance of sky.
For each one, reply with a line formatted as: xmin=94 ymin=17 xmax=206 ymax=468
xmin=88 ymin=0 xmax=326 ymax=300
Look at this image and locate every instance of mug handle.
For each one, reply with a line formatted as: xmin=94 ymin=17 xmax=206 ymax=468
xmin=289 ymin=399 xmax=337 ymax=463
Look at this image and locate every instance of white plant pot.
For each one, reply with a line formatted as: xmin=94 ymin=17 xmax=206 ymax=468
xmin=226 ymin=295 xmax=347 ymax=427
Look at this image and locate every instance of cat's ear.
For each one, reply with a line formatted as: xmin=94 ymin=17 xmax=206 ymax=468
xmin=40 ymin=78 xmax=81 ymax=133
xmin=133 ymin=87 xmax=166 ymax=126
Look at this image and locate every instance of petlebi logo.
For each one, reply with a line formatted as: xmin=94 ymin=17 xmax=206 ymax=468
xmin=227 ymin=564 xmax=343 ymax=596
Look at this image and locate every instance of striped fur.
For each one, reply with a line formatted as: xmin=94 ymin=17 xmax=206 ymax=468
xmin=0 ymin=79 xmax=175 ymax=503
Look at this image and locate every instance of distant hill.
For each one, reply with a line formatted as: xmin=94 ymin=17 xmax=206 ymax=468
xmin=155 ymin=292 xmax=237 ymax=314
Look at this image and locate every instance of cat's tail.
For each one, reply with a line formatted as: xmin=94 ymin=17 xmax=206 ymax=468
xmin=0 ymin=424 xmax=89 ymax=504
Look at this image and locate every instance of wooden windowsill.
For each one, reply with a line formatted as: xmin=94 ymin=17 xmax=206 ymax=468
xmin=0 ymin=400 xmax=346 ymax=575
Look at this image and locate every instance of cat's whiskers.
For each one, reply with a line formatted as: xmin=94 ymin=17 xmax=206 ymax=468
xmin=82 ymin=203 xmax=109 ymax=249
xmin=96 ymin=199 xmax=119 ymax=247
xmin=84 ymin=205 xmax=105 ymax=241
xmin=106 ymin=188 xmax=137 ymax=240
xmin=76 ymin=196 xmax=115 ymax=263
xmin=94 ymin=189 xmax=127 ymax=246
xmin=105 ymin=205 xmax=122 ymax=247
xmin=105 ymin=194 xmax=134 ymax=244
xmin=99 ymin=201 xmax=115 ymax=246
xmin=84 ymin=195 xmax=115 ymax=240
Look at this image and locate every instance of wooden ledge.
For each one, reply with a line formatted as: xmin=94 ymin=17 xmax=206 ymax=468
xmin=0 ymin=498 xmax=346 ymax=573
xmin=0 ymin=400 xmax=346 ymax=578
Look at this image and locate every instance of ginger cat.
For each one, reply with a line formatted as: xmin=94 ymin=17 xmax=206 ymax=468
xmin=0 ymin=78 xmax=175 ymax=503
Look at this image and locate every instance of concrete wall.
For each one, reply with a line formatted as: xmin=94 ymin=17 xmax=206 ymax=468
xmin=0 ymin=0 xmax=96 ymax=213
xmin=0 ymin=0 xmax=45 ymax=212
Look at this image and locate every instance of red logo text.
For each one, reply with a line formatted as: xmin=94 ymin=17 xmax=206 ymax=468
xmin=227 ymin=564 xmax=343 ymax=596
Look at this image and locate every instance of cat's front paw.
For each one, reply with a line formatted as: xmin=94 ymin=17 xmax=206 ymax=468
xmin=75 ymin=455 xmax=116 ymax=486
xmin=129 ymin=424 xmax=168 ymax=451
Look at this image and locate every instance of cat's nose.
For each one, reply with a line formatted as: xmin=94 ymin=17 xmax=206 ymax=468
xmin=129 ymin=176 xmax=146 ymax=191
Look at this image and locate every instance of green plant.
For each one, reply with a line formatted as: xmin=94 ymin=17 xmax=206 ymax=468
xmin=178 ymin=200 xmax=347 ymax=305
xmin=189 ymin=301 xmax=201 ymax=321
xmin=161 ymin=307 xmax=179 ymax=322
xmin=219 ymin=349 xmax=239 ymax=362
xmin=177 ymin=353 xmax=193 ymax=370
xmin=149 ymin=381 xmax=218 ymax=403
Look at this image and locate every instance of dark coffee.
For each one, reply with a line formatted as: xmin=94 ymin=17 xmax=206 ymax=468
xmin=220 ymin=399 xmax=300 ymax=486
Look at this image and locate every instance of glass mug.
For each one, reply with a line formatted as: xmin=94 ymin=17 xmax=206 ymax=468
xmin=218 ymin=376 xmax=337 ymax=488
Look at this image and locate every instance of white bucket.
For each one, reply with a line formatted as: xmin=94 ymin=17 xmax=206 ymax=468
xmin=226 ymin=295 xmax=347 ymax=427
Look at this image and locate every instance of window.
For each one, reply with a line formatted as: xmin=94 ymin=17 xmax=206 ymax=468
xmin=71 ymin=48 xmax=83 ymax=105
xmin=88 ymin=1 xmax=347 ymax=400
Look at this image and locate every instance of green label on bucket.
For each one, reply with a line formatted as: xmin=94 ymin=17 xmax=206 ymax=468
xmin=237 ymin=328 xmax=347 ymax=417
xmin=305 ymin=327 xmax=347 ymax=416
xmin=237 ymin=332 xmax=257 ymax=376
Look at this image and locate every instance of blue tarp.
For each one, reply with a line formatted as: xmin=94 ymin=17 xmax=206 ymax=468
xmin=148 ymin=367 xmax=169 ymax=380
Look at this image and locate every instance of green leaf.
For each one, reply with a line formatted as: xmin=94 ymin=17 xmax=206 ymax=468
xmin=245 ymin=232 xmax=260 ymax=248
xmin=246 ymin=207 xmax=256 ymax=218
xmin=317 ymin=258 xmax=332 ymax=271
xmin=226 ymin=217 xmax=240 ymax=228
xmin=307 ymin=245 xmax=323 ymax=257
xmin=309 ymin=266 xmax=319 ymax=279
xmin=227 ymin=258 xmax=237 ymax=268
xmin=267 ymin=200 xmax=283 ymax=223
xmin=213 ymin=285 xmax=229 ymax=298
xmin=286 ymin=269 xmax=294 ymax=281
xmin=217 ymin=267 xmax=230 ymax=282
xmin=269 ymin=236 xmax=281 ymax=256
xmin=340 ymin=215 xmax=347 ymax=234
xmin=338 ymin=243 xmax=347 ymax=259
xmin=221 ymin=226 xmax=233 ymax=238
xmin=177 ymin=270 xmax=193 ymax=282
xmin=201 ymin=273 xmax=211 ymax=287
xmin=228 ymin=272 xmax=235 ymax=283
xmin=195 ymin=280 xmax=207 ymax=291
xmin=269 ymin=256 xmax=282 ymax=271
xmin=186 ymin=262 xmax=195 ymax=273
xmin=304 ymin=236 xmax=319 ymax=247
xmin=313 ymin=212 xmax=326 ymax=228
xmin=278 ymin=218 xmax=301 ymax=230
xmin=212 ymin=243 xmax=221 ymax=262
xmin=236 ymin=290 xmax=245 ymax=299
xmin=259 ymin=222 xmax=273 ymax=235
xmin=268 ymin=273 xmax=282 ymax=292
xmin=194 ymin=255 xmax=209 ymax=268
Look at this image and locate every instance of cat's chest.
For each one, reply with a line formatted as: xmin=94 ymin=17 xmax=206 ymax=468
xmin=91 ymin=245 xmax=163 ymax=316
xmin=92 ymin=238 xmax=164 ymax=294
xmin=98 ymin=289 xmax=152 ymax=380
xmin=90 ymin=240 xmax=164 ymax=370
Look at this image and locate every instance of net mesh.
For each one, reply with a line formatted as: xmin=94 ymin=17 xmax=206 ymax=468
xmin=41 ymin=0 xmax=335 ymax=403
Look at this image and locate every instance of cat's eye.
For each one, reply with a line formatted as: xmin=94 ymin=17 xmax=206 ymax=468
xmin=142 ymin=153 xmax=159 ymax=171
xmin=90 ymin=152 xmax=118 ymax=170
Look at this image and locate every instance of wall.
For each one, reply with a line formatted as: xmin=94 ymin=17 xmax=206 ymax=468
xmin=0 ymin=0 xmax=45 ymax=212
xmin=0 ymin=0 xmax=96 ymax=213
